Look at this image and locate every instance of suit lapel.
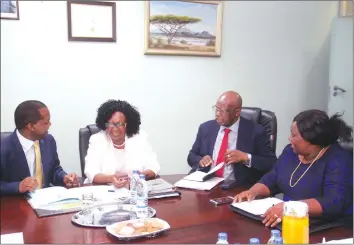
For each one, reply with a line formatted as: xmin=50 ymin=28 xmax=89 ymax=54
xmin=11 ymin=132 xmax=31 ymax=177
xmin=236 ymin=117 xmax=248 ymax=152
xmin=207 ymin=120 xmax=220 ymax=155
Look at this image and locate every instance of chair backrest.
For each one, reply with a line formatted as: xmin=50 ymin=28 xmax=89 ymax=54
xmin=240 ymin=107 xmax=277 ymax=152
xmin=338 ymin=139 xmax=353 ymax=155
xmin=1 ymin=131 xmax=12 ymax=142
xmin=78 ymin=124 xmax=100 ymax=178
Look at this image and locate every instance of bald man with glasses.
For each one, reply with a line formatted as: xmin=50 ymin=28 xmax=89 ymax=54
xmin=187 ymin=91 xmax=277 ymax=188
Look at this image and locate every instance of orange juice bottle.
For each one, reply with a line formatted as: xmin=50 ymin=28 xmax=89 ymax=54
xmin=282 ymin=201 xmax=309 ymax=244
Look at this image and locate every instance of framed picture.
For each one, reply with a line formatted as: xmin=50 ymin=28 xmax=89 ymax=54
xmin=144 ymin=0 xmax=223 ymax=57
xmin=67 ymin=0 xmax=116 ymax=42
xmin=338 ymin=0 xmax=353 ymax=17
xmin=1 ymin=0 xmax=19 ymax=20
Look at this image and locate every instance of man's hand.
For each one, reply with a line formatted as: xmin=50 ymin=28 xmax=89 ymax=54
xmin=224 ymin=150 xmax=249 ymax=165
xmin=63 ymin=173 xmax=80 ymax=188
xmin=199 ymin=155 xmax=214 ymax=167
xmin=19 ymin=177 xmax=38 ymax=193
xmin=112 ymin=173 xmax=129 ymax=188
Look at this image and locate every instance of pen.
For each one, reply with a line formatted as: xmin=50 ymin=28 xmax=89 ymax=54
xmin=108 ymin=190 xmax=115 ymax=192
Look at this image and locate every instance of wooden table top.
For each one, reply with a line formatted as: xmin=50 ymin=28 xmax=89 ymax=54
xmin=1 ymin=174 xmax=352 ymax=244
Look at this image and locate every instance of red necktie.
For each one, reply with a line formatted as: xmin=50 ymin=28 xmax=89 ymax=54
xmin=215 ymin=128 xmax=231 ymax=177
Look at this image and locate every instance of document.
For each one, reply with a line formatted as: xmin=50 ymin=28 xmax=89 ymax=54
xmin=174 ymin=177 xmax=224 ymax=191
xmin=0 ymin=232 xmax=24 ymax=244
xmin=147 ymin=178 xmax=181 ymax=199
xmin=323 ymin=238 xmax=353 ymax=244
xmin=183 ymin=162 xmax=225 ymax=182
xmin=231 ymin=197 xmax=284 ymax=215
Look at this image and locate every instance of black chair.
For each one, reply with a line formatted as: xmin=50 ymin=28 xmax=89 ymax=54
xmin=78 ymin=124 xmax=100 ymax=178
xmin=240 ymin=107 xmax=277 ymax=153
xmin=1 ymin=131 xmax=12 ymax=142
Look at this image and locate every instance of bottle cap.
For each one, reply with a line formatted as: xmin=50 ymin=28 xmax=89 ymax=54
xmin=139 ymin=174 xmax=145 ymax=179
xmin=283 ymin=201 xmax=308 ymax=217
xmin=249 ymin=238 xmax=260 ymax=244
xmin=271 ymin=229 xmax=281 ymax=237
xmin=274 ymin=237 xmax=284 ymax=244
xmin=218 ymin=232 xmax=227 ymax=240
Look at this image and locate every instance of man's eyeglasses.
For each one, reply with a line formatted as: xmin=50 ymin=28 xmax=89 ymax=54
xmin=212 ymin=105 xmax=239 ymax=115
xmin=105 ymin=122 xmax=127 ymax=129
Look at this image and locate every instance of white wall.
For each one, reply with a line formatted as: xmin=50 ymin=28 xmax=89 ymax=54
xmin=1 ymin=1 xmax=337 ymax=176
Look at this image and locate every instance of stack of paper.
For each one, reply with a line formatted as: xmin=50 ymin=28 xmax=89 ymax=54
xmin=183 ymin=162 xmax=224 ymax=182
xmin=147 ymin=178 xmax=180 ymax=199
xmin=231 ymin=197 xmax=284 ymax=215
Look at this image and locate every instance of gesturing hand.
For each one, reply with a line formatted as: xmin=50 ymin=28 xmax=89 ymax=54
xmin=199 ymin=155 xmax=213 ymax=167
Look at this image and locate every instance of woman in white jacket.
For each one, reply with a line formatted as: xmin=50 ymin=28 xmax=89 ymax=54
xmin=84 ymin=99 xmax=160 ymax=188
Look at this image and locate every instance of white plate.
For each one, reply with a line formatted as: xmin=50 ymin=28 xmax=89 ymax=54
xmin=106 ymin=218 xmax=170 ymax=241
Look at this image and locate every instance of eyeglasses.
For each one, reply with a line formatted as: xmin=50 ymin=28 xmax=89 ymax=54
xmin=105 ymin=122 xmax=127 ymax=129
xmin=212 ymin=105 xmax=239 ymax=115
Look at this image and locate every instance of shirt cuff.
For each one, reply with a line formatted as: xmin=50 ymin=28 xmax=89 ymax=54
xmin=244 ymin=154 xmax=252 ymax=168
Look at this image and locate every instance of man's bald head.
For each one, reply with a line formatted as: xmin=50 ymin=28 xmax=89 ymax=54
xmin=214 ymin=91 xmax=242 ymax=127
xmin=217 ymin=91 xmax=242 ymax=108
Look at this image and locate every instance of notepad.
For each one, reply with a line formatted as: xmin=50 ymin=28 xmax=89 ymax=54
xmin=174 ymin=177 xmax=224 ymax=191
xmin=183 ymin=162 xmax=225 ymax=182
xmin=231 ymin=197 xmax=284 ymax=215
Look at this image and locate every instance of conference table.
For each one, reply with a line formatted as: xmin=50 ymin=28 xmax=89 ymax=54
xmin=1 ymin=174 xmax=353 ymax=244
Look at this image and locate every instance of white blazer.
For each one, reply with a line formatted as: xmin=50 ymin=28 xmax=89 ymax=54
xmin=84 ymin=130 xmax=160 ymax=183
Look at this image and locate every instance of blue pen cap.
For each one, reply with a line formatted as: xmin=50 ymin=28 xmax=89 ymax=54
xmin=249 ymin=238 xmax=260 ymax=244
xmin=271 ymin=229 xmax=281 ymax=237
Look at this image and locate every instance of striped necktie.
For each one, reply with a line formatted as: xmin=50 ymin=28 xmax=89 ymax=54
xmin=33 ymin=141 xmax=43 ymax=189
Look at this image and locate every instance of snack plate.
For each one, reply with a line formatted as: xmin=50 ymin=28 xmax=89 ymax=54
xmin=106 ymin=218 xmax=170 ymax=241
xmin=71 ymin=204 xmax=156 ymax=228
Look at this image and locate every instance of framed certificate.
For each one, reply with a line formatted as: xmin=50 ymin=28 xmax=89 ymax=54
xmin=1 ymin=0 xmax=19 ymax=20
xmin=67 ymin=0 xmax=116 ymax=42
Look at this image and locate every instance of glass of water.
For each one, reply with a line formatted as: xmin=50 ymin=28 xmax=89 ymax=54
xmin=81 ymin=192 xmax=94 ymax=225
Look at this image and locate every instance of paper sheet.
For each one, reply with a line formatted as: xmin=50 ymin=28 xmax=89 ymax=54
xmin=183 ymin=163 xmax=225 ymax=182
xmin=323 ymin=238 xmax=353 ymax=244
xmin=174 ymin=177 xmax=224 ymax=191
xmin=231 ymin=197 xmax=284 ymax=215
xmin=0 ymin=232 xmax=24 ymax=244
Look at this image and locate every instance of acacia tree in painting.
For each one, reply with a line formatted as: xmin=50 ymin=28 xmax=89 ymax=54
xmin=150 ymin=15 xmax=201 ymax=45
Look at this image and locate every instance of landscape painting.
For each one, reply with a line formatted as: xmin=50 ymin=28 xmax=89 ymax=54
xmin=0 ymin=0 xmax=19 ymax=20
xmin=144 ymin=1 xmax=223 ymax=57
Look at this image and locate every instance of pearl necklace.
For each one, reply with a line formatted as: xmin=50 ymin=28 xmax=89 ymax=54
xmin=113 ymin=141 xmax=125 ymax=148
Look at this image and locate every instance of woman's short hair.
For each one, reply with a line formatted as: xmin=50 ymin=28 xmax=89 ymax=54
xmin=293 ymin=109 xmax=352 ymax=147
xmin=95 ymin=99 xmax=141 ymax=137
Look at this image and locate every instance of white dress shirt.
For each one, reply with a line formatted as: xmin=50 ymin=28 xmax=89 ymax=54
xmin=16 ymin=130 xmax=36 ymax=177
xmin=84 ymin=130 xmax=160 ymax=184
xmin=211 ymin=118 xmax=252 ymax=181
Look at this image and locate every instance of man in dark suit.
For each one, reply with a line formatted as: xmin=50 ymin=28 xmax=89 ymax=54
xmin=0 ymin=100 xmax=79 ymax=195
xmin=188 ymin=91 xmax=277 ymax=187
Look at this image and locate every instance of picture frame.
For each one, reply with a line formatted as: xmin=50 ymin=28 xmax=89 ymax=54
xmin=67 ymin=0 xmax=116 ymax=42
xmin=338 ymin=0 xmax=353 ymax=17
xmin=144 ymin=0 xmax=224 ymax=57
xmin=0 ymin=0 xmax=19 ymax=20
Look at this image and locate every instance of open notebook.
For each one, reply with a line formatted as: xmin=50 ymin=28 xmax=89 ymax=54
xmin=183 ymin=162 xmax=225 ymax=182
xmin=26 ymin=185 xmax=129 ymax=217
xmin=230 ymin=197 xmax=353 ymax=233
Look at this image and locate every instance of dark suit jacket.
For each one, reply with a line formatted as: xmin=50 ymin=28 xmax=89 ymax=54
xmin=0 ymin=130 xmax=67 ymax=195
xmin=187 ymin=117 xmax=277 ymax=187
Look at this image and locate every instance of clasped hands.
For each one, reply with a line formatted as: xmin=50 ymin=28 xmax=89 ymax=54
xmin=19 ymin=173 xmax=80 ymax=193
xmin=111 ymin=170 xmax=156 ymax=188
xmin=199 ymin=150 xmax=249 ymax=167
xmin=233 ymin=190 xmax=283 ymax=227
